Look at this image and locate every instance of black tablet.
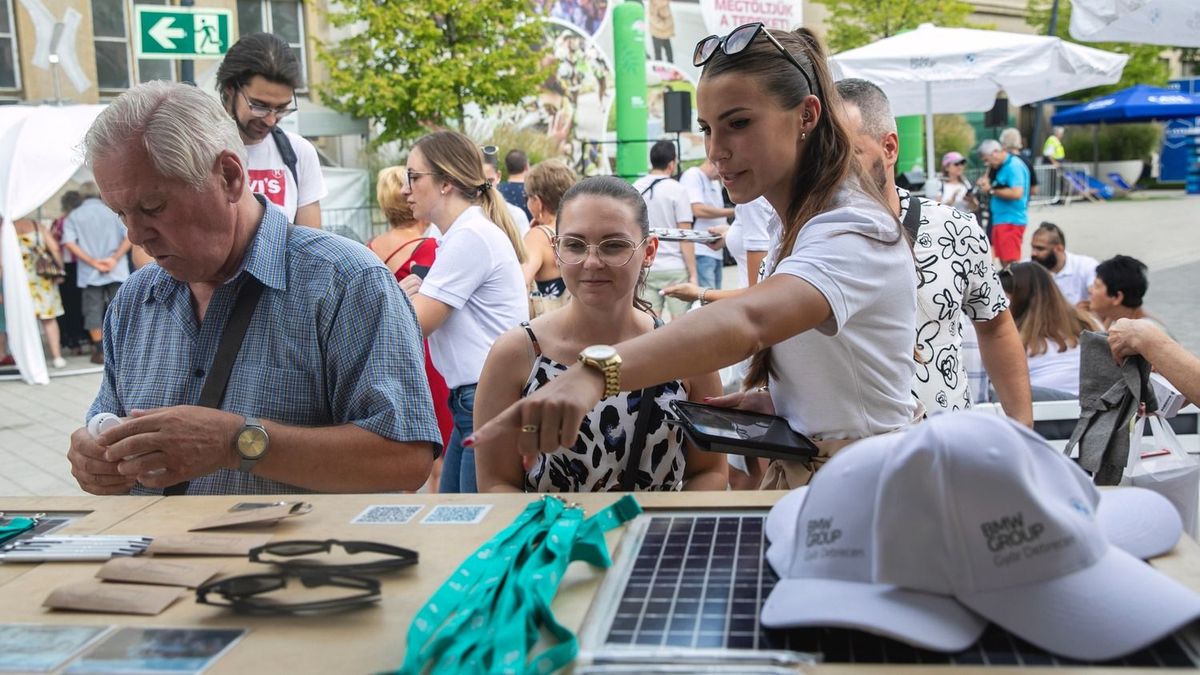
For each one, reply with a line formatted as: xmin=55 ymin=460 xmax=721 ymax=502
xmin=668 ymin=400 xmax=819 ymax=461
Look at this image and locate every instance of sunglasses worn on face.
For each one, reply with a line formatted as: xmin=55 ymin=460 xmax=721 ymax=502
xmin=553 ymin=235 xmax=646 ymax=267
xmin=196 ymin=572 xmax=381 ymax=615
xmin=693 ymin=23 xmax=817 ymax=97
xmin=249 ymin=539 xmax=419 ymax=576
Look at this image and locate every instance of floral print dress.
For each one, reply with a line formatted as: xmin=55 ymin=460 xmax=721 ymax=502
xmin=16 ymin=229 xmax=64 ymax=320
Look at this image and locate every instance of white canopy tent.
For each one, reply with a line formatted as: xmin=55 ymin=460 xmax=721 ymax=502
xmin=830 ymin=24 xmax=1128 ymax=176
xmin=0 ymin=104 xmax=104 ymax=385
xmin=1070 ymin=0 xmax=1200 ymax=48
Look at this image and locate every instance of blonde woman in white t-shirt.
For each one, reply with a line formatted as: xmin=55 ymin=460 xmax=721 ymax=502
xmin=999 ymin=262 xmax=1099 ymax=399
xmin=400 ymin=130 xmax=529 ymax=493
xmin=471 ymin=27 xmax=918 ymax=490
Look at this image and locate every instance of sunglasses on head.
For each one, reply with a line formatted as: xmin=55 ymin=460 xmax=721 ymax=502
xmin=693 ymin=22 xmax=817 ymax=97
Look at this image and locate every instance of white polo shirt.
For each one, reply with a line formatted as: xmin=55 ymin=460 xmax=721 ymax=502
xmin=420 ymin=206 xmax=529 ymax=388
xmin=727 ymin=198 xmax=773 ymax=287
xmin=1052 ymin=252 xmax=1099 ymax=306
xmin=633 ymin=174 xmax=693 ymax=272
xmin=679 ymin=167 xmax=726 ymax=261
xmin=763 ymin=185 xmax=918 ymax=440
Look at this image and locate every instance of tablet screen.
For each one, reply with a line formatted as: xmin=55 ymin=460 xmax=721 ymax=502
xmin=685 ymin=405 xmax=776 ymax=441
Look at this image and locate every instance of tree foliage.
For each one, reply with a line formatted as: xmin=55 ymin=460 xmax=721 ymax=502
xmin=318 ymin=0 xmax=550 ymax=144
xmin=814 ymin=0 xmax=977 ymax=53
xmin=1026 ymin=0 xmax=1169 ymax=99
xmin=934 ymin=114 xmax=976 ymax=163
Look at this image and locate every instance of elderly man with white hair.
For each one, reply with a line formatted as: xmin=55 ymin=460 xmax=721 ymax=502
xmin=976 ymin=137 xmax=1031 ymax=267
xmin=66 ymin=81 xmax=442 ymax=496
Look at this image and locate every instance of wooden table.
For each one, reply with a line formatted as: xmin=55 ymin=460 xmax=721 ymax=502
xmin=0 ymin=492 xmax=1196 ymax=674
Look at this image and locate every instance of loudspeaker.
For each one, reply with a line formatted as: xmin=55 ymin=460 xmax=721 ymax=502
xmin=985 ymin=97 xmax=1008 ymax=128
xmin=664 ymin=90 xmax=691 ymax=133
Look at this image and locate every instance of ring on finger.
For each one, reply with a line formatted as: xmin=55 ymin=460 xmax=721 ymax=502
xmin=521 ymin=424 xmax=540 ymax=434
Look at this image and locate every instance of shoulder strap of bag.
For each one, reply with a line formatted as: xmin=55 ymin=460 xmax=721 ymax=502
xmin=620 ymin=385 xmax=660 ymax=491
xmin=162 ymin=275 xmax=266 ymax=496
xmin=902 ymin=194 xmax=922 ymax=240
xmin=620 ymin=317 xmax=668 ymax=491
xmin=640 ymin=177 xmax=668 ymax=197
xmin=270 ymin=126 xmax=300 ymax=186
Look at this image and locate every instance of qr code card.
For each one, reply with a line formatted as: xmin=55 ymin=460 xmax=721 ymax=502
xmin=421 ymin=504 xmax=493 ymax=525
xmin=352 ymin=505 xmax=423 ymax=525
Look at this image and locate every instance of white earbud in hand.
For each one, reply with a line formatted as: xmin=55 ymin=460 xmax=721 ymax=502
xmin=87 ymin=413 xmax=121 ymax=438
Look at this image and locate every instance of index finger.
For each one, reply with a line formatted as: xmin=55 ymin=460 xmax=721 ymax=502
xmin=70 ymin=427 xmax=112 ymax=460
xmin=469 ymin=400 xmax=525 ymax=451
xmin=97 ymin=410 xmax=162 ymax=446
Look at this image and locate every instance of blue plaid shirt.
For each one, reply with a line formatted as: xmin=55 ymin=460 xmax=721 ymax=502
xmin=88 ymin=197 xmax=442 ymax=495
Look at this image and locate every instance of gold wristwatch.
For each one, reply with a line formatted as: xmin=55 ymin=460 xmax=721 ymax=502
xmin=579 ymin=345 xmax=622 ymax=398
xmin=236 ymin=416 xmax=270 ymax=474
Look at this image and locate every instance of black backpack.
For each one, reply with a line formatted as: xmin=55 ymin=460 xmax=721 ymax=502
xmin=270 ymin=126 xmax=299 ymax=185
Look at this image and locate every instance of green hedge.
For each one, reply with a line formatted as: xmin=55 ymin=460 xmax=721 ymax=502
xmin=1062 ymin=123 xmax=1162 ymax=162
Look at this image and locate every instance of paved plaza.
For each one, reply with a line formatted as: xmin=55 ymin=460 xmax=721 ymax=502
xmin=1 ymin=192 xmax=1197 ymax=497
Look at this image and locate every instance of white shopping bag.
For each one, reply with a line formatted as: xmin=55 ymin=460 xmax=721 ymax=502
xmin=1125 ymin=414 xmax=1200 ymax=538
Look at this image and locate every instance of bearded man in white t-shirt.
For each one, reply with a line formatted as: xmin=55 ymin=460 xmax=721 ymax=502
xmin=217 ymin=33 xmax=327 ymax=228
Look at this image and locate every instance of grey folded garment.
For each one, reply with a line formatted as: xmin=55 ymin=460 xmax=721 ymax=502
xmin=1065 ymin=330 xmax=1158 ymax=485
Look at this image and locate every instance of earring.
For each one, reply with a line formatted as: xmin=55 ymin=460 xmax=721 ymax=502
xmin=441 ymin=189 xmax=447 ymax=195
xmin=801 ymin=132 xmax=807 ymax=141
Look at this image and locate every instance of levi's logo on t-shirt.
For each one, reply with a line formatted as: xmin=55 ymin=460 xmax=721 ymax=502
xmin=248 ymin=169 xmax=287 ymax=206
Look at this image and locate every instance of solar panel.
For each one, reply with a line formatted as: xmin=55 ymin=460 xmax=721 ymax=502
xmin=579 ymin=513 xmax=1200 ymax=668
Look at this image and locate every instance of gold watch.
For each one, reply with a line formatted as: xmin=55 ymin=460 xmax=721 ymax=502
xmin=236 ymin=416 xmax=269 ymax=474
xmin=579 ymin=345 xmax=622 ymax=398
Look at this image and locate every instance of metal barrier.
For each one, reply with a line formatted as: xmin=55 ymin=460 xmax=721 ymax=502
xmin=1031 ymin=164 xmax=1063 ymax=206
xmin=320 ymin=206 xmax=386 ymax=243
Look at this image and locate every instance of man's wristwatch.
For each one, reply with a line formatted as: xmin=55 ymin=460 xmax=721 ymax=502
xmin=235 ymin=416 xmax=270 ymax=474
xmin=579 ymin=345 xmax=623 ymax=398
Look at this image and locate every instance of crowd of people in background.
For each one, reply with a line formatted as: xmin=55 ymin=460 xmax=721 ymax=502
xmin=0 ymin=24 xmax=1190 ymax=501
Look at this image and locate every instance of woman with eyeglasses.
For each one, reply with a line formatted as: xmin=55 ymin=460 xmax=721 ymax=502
xmin=475 ymin=176 xmax=727 ymax=492
xmin=471 ymin=26 xmax=917 ymax=490
xmin=368 ymin=166 xmax=452 ymax=491
xmin=521 ymin=160 xmax=578 ymax=316
xmin=400 ymin=130 xmax=529 ymax=493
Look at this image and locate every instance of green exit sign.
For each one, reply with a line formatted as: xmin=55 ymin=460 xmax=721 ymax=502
xmin=134 ymin=5 xmax=232 ymax=59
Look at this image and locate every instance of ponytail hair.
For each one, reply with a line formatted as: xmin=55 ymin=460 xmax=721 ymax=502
xmin=700 ymin=26 xmax=897 ymax=389
xmin=412 ymin=130 xmax=528 ymax=264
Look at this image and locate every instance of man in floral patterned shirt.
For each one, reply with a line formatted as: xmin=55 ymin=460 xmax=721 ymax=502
xmin=838 ymin=79 xmax=1032 ymax=424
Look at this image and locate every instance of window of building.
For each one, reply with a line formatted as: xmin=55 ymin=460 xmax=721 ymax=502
xmin=0 ymin=0 xmax=18 ymax=90
xmin=236 ymin=0 xmax=307 ymax=92
xmin=92 ymin=0 xmax=175 ymax=93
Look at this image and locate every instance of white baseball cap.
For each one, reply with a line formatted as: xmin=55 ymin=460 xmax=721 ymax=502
xmin=766 ymin=426 xmax=1183 ymax=562
xmin=761 ymin=433 xmax=988 ymax=651
xmin=873 ymin=412 xmax=1200 ymax=661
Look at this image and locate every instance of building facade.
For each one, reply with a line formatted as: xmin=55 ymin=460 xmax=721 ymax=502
xmin=7 ymin=0 xmax=332 ymax=105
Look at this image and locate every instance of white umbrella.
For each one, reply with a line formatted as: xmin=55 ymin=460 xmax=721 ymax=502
xmin=0 ymin=104 xmax=104 ymax=385
xmin=1070 ymin=0 xmax=1200 ymax=48
xmin=831 ymin=23 xmax=1128 ymax=176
